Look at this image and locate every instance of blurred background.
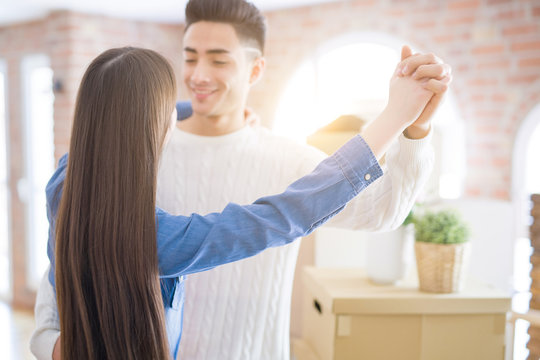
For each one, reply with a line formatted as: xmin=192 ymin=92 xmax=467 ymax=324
xmin=0 ymin=0 xmax=539 ymax=358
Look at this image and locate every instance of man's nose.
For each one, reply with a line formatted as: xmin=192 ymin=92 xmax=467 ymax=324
xmin=190 ymin=62 xmax=211 ymax=84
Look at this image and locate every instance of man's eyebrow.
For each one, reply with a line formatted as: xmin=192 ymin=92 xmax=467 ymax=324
xmin=207 ymin=49 xmax=230 ymax=54
xmin=183 ymin=47 xmax=230 ymax=55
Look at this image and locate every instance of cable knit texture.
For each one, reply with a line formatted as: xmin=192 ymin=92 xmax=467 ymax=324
xmin=157 ymin=125 xmax=434 ymax=360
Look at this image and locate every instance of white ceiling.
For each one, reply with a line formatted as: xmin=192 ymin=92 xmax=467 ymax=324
xmin=0 ymin=0 xmax=341 ymax=26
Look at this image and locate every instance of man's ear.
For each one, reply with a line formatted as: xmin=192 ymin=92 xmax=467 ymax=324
xmin=249 ymin=57 xmax=265 ymax=85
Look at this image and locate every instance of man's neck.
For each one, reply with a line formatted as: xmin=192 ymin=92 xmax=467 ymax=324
xmin=177 ymin=111 xmax=245 ymax=136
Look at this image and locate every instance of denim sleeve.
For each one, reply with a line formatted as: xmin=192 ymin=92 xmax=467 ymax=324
xmin=176 ymin=101 xmax=192 ymax=121
xmin=156 ymin=135 xmax=382 ymax=277
xmin=46 ymin=154 xmax=68 ymax=287
xmin=47 ymin=135 xmax=382 ymax=285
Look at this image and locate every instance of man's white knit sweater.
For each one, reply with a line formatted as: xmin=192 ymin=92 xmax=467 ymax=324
xmin=30 ymin=124 xmax=433 ymax=360
xmin=158 ymin=125 xmax=433 ymax=360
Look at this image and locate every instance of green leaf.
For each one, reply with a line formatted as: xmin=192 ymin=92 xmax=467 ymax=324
xmin=414 ymin=209 xmax=470 ymax=244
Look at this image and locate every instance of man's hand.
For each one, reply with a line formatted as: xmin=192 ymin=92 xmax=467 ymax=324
xmin=398 ymin=46 xmax=452 ymax=139
xmin=52 ymin=337 xmax=61 ymax=360
xmin=244 ymin=107 xmax=260 ymax=127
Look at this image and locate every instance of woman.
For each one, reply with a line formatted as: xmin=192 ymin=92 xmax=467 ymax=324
xmin=45 ymin=46 xmax=438 ymax=359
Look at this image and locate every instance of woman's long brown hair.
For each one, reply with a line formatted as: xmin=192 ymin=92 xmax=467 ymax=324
xmin=55 ymin=47 xmax=177 ymax=359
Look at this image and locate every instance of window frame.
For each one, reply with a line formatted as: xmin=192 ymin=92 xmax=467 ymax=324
xmin=20 ymin=54 xmax=55 ymax=291
xmin=0 ymin=58 xmax=12 ymax=301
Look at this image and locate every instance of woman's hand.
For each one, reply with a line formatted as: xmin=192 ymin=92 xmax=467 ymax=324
xmin=397 ymin=46 xmax=453 ymax=139
xmin=385 ymin=61 xmax=435 ymax=129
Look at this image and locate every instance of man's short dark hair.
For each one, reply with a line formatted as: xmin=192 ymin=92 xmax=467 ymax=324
xmin=185 ymin=0 xmax=266 ymax=54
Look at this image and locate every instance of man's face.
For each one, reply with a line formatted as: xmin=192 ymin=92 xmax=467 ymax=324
xmin=182 ymin=21 xmax=257 ymax=118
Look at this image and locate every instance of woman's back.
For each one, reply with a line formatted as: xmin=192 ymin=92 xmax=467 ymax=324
xmin=54 ymin=47 xmax=176 ymax=360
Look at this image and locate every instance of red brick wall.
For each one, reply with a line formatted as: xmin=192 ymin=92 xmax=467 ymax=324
xmin=0 ymin=11 xmax=184 ymax=307
xmin=252 ymin=0 xmax=540 ymax=201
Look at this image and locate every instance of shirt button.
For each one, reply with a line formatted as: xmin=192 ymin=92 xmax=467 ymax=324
xmin=364 ymin=173 xmax=371 ymax=181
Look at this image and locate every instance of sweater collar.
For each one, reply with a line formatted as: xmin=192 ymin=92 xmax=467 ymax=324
xmin=172 ymin=125 xmax=253 ymax=146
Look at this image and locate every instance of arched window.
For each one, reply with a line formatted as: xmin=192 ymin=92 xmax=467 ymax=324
xmin=273 ymin=32 xmax=466 ymax=202
xmin=512 ymin=102 xmax=540 ymax=360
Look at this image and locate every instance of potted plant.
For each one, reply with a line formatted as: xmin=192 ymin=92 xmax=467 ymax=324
xmin=413 ymin=209 xmax=471 ymax=293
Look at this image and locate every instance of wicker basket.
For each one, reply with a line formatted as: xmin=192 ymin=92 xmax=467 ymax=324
xmin=415 ymin=242 xmax=470 ymax=293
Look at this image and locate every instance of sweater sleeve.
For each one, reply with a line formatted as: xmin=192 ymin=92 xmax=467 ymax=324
xmin=300 ymin=132 xmax=434 ymax=231
xmin=30 ymin=267 xmax=60 ymax=360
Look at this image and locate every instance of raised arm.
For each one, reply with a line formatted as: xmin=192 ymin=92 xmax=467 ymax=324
xmin=318 ymin=46 xmax=450 ymax=230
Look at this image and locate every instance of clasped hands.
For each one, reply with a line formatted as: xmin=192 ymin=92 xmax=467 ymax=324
xmin=389 ymin=45 xmax=453 ymax=139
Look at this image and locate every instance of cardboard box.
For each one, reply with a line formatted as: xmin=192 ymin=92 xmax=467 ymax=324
xmin=297 ymin=267 xmax=511 ymax=360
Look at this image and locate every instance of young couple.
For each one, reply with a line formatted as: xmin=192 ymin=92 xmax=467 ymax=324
xmin=31 ymin=0 xmax=452 ymax=359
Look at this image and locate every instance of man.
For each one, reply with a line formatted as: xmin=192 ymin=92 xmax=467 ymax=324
xmin=31 ymin=0 xmax=451 ymax=359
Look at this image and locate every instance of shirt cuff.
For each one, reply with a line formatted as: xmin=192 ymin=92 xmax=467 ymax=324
xmin=332 ymin=135 xmax=383 ymax=195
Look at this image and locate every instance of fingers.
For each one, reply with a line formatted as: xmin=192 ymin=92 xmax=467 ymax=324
xmin=423 ymin=75 xmax=452 ymax=94
xmin=422 ymin=92 xmax=444 ymax=118
xmin=430 ymin=92 xmax=444 ymax=109
xmin=413 ymin=63 xmax=452 ymax=81
xmin=399 ymin=53 xmax=443 ymax=76
xmin=401 ymin=45 xmax=413 ymax=61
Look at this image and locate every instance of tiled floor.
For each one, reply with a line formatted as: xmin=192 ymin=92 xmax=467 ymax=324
xmin=0 ymin=302 xmax=35 ymax=360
